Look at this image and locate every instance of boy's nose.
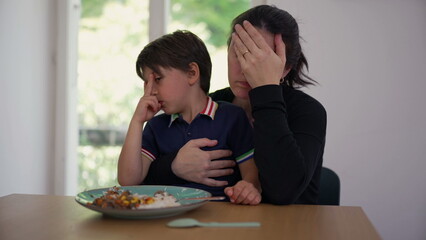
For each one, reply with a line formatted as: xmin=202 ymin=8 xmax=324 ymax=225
xmin=151 ymin=84 xmax=158 ymax=95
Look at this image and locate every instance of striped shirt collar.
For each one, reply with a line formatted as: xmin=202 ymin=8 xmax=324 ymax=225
xmin=169 ymin=97 xmax=218 ymax=126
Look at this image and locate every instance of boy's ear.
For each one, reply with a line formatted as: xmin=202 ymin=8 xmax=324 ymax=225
xmin=187 ymin=62 xmax=200 ymax=85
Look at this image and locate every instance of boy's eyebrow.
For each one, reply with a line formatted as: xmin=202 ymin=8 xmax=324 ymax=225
xmin=140 ymin=66 xmax=163 ymax=82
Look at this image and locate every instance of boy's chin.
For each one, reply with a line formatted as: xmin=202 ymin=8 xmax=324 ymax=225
xmin=161 ymin=108 xmax=173 ymax=115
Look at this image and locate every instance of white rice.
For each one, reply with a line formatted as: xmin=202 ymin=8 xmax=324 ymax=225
xmin=135 ymin=191 xmax=181 ymax=209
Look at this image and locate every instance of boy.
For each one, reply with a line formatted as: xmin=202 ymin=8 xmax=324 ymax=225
xmin=117 ymin=30 xmax=261 ymax=205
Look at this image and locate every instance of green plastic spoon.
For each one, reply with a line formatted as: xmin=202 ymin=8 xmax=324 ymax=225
xmin=167 ymin=218 xmax=261 ymax=228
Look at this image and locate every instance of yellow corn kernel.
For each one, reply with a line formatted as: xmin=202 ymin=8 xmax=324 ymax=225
xmin=145 ymin=197 xmax=155 ymax=204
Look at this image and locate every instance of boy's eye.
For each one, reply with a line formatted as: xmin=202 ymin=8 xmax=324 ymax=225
xmin=154 ymin=77 xmax=162 ymax=82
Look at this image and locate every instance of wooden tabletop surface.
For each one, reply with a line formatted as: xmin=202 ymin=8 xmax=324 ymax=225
xmin=0 ymin=194 xmax=381 ymax=240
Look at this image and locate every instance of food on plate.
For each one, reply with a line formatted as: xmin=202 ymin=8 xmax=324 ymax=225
xmin=88 ymin=186 xmax=181 ymax=209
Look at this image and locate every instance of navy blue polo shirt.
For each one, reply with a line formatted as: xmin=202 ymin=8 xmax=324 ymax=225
xmin=141 ymin=97 xmax=254 ymax=196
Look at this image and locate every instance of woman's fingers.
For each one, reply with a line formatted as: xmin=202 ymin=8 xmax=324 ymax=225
xmin=186 ymin=138 xmax=218 ymax=148
xmin=205 ymin=168 xmax=234 ymax=178
xmin=203 ymin=178 xmax=229 ymax=187
xmin=234 ymin=24 xmax=257 ymax=54
xmin=207 ymin=152 xmax=234 ymax=166
xmin=242 ymin=20 xmax=271 ymax=51
xmin=231 ymin=33 xmax=246 ymax=60
xmin=274 ymin=33 xmax=286 ymax=63
xmin=172 ymin=139 xmax=235 ymax=187
xmin=234 ymin=21 xmax=272 ymax=55
xmin=232 ymin=21 xmax=286 ymax=87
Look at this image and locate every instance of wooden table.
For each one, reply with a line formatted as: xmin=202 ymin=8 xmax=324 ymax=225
xmin=0 ymin=194 xmax=381 ymax=240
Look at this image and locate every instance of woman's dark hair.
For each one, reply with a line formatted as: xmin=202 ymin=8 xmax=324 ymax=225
xmin=228 ymin=5 xmax=316 ymax=88
xmin=136 ymin=30 xmax=212 ymax=94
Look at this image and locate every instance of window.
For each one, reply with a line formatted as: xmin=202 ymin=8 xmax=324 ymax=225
xmin=78 ymin=0 xmax=149 ymax=191
xmin=168 ymin=0 xmax=250 ymax=92
xmin=77 ymin=0 xmax=251 ymax=193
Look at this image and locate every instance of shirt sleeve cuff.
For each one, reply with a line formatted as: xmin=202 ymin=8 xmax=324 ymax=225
xmin=141 ymin=148 xmax=155 ymax=161
xmin=235 ymin=149 xmax=254 ymax=164
xmin=249 ymin=85 xmax=286 ymax=112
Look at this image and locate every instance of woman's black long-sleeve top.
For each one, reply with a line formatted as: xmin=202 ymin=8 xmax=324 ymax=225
xmin=144 ymin=85 xmax=327 ymax=205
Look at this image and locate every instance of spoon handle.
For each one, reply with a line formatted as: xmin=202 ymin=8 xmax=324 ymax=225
xmin=178 ymin=196 xmax=226 ymax=201
xmin=201 ymin=222 xmax=261 ymax=227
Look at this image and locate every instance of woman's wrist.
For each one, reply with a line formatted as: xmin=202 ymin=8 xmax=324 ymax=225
xmin=249 ymin=84 xmax=282 ymax=100
xmin=249 ymin=85 xmax=285 ymax=114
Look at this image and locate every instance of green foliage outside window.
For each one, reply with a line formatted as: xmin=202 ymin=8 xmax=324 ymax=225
xmin=170 ymin=0 xmax=249 ymax=47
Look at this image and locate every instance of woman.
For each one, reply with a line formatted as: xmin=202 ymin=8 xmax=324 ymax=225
xmin=143 ymin=5 xmax=326 ymax=205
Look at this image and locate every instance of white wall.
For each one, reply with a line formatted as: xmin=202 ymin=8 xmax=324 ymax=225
xmin=271 ymin=0 xmax=426 ymax=239
xmin=0 ymin=0 xmax=57 ymax=196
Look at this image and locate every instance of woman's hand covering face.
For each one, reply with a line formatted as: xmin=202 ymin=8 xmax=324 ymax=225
xmin=231 ymin=20 xmax=287 ymax=88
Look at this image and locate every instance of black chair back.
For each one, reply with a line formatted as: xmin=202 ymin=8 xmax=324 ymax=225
xmin=318 ymin=167 xmax=340 ymax=205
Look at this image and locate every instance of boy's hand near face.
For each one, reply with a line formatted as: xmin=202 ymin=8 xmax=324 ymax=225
xmin=132 ymin=74 xmax=162 ymax=124
xmin=118 ymin=74 xmax=162 ymax=186
xmin=224 ymin=180 xmax=262 ymax=205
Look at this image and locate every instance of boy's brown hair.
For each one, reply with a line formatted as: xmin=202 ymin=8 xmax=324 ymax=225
xmin=136 ymin=30 xmax=212 ymax=94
